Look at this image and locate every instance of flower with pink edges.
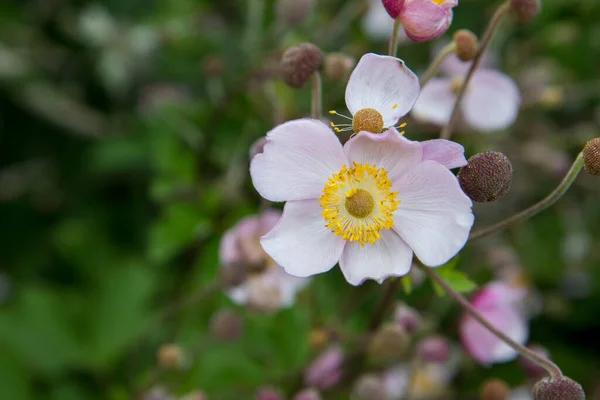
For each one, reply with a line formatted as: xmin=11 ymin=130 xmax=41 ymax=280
xmin=304 ymin=346 xmax=344 ymax=390
xmin=250 ymin=116 xmax=473 ymax=285
xmin=459 ymin=282 xmax=529 ymax=365
xmin=381 ymin=0 xmax=458 ymax=42
xmin=412 ymin=53 xmax=521 ymax=132
xmin=219 ymin=210 xmax=310 ymax=311
xmin=329 ymin=53 xmax=419 ymax=135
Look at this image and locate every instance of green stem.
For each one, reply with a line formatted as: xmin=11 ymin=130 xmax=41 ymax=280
xmin=419 ymin=42 xmax=457 ymax=87
xmin=440 ymin=2 xmax=511 ymax=139
xmin=417 ymin=264 xmax=563 ymax=381
xmin=388 ymin=19 xmax=402 ymax=57
xmin=311 ymin=71 xmax=322 ymax=119
xmin=470 ymin=152 xmax=585 ymax=241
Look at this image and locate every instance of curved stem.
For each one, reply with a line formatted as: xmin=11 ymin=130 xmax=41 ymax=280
xmin=418 ymin=264 xmax=563 ymax=381
xmin=388 ymin=19 xmax=403 ymax=57
xmin=311 ymin=71 xmax=322 ymax=119
xmin=440 ymin=2 xmax=511 ymax=139
xmin=420 ymin=42 xmax=457 ymax=87
xmin=470 ymin=152 xmax=585 ymax=241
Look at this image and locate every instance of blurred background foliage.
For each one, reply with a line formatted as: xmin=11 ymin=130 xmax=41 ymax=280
xmin=1 ymin=0 xmax=600 ymax=399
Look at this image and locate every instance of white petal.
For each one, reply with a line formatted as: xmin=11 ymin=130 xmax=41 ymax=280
xmin=411 ymin=78 xmax=456 ymax=126
xmin=420 ymin=139 xmax=467 ymax=169
xmin=343 ymin=129 xmax=423 ymax=182
xmin=339 ymin=229 xmax=413 ymax=286
xmin=463 ymin=70 xmax=521 ymax=132
xmin=345 ymin=53 xmax=420 ymax=127
xmin=260 ymin=199 xmax=345 ymax=278
xmin=250 ymin=119 xmax=347 ymax=202
xmin=392 ymin=161 xmax=474 ymax=266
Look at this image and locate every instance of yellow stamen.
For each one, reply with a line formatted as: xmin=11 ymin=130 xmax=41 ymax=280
xmin=392 ymin=104 xmax=398 ymax=109
xmin=329 ymin=110 xmax=337 ymax=115
xmin=320 ymin=162 xmax=400 ymax=246
xmin=352 ymin=108 xmax=384 ymax=134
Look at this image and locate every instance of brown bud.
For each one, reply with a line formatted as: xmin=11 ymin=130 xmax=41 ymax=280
xmin=276 ymin=0 xmax=314 ymax=26
xmin=367 ymin=323 xmax=408 ymax=365
xmin=532 ymin=377 xmax=586 ymax=400
xmin=583 ymin=138 xmax=600 ymax=175
xmin=480 ymin=378 xmax=510 ymax=400
xmin=510 ymin=0 xmax=542 ymax=24
xmin=352 ymin=374 xmax=387 ymax=400
xmin=458 ymin=152 xmax=513 ymax=203
xmin=280 ymin=43 xmax=322 ymax=88
xmin=324 ymin=53 xmax=356 ymax=81
xmin=453 ymin=30 xmax=478 ymax=62
xmin=210 ymin=308 xmax=244 ymax=341
xmin=157 ymin=343 xmax=183 ymax=369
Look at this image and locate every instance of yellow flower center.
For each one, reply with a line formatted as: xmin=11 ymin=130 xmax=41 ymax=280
xmin=432 ymin=0 xmax=445 ymax=5
xmin=352 ymin=108 xmax=384 ymax=134
xmin=320 ymin=162 xmax=400 ymax=246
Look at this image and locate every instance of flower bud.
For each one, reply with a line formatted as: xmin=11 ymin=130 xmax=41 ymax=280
xmin=480 ymin=378 xmax=510 ymax=400
xmin=583 ymin=138 xmax=600 ymax=176
xmin=453 ymin=30 xmax=478 ymax=62
xmin=532 ymin=377 xmax=586 ymax=400
xmin=324 ymin=53 xmax=356 ymax=81
xmin=382 ymin=0 xmax=404 ymax=19
xmin=417 ymin=336 xmax=450 ymax=363
xmin=458 ymin=152 xmax=513 ymax=203
xmin=519 ymin=345 xmax=551 ymax=379
xmin=157 ymin=343 xmax=183 ymax=369
xmin=256 ymin=386 xmax=284 ymax=400
xmin=394 ymin=302 xmax=422 ymax=333
xmin=305 ymin=346 xmax=344 ymax=390
xmin=368 ymin=323 xmax=408 ymax=365
xmin=210 ymin=308 xmax=244 ymax=342
xmin=293 ymin=388 xmax=321 ymax=400
xmin=276 ymin=0 xmax=314 ymax=27
xmin=352 ymin=374 xmax=387 ymax=400
xmin=510 ymin=0 xmax=541 ymax=24
xmin=280 ymin=43 xmax=323 ymax=88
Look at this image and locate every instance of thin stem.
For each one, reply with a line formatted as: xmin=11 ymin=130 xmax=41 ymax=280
xmin=311 ymin=71 xmax=322 ymax=119
xmin=470 ymin=152 xmax=585 ymax=241
xmin=417 ymin=264 xmax=563 ymax=381
xmin=368 ymin=278 xmax=402 ymax=331
xmin=439 ymin=2 xmax=511 ymax=139
xmin=388 ymin=19 xmax=402 ymax=57
xmin=420 ymin=42 xmax=457 ymax=87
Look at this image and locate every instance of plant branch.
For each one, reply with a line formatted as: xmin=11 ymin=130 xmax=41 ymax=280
xmin=388 ymin=19 xmax=403 ymax=57
xmin=311 ymin=71 xmax=322 ymax=119
xmin=420 ymin=42 xmax=457 ymax=87
xmin=417 ymin=264 xmax=563 ymax=380
xmin=470 ymin=152 xmax=585 ymax=241
xmin=439 ymin=2 xmax=511 ymax=139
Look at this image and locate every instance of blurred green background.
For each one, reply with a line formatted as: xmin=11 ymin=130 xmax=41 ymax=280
xmin=1 ymin=0 xmax=599 ymax=399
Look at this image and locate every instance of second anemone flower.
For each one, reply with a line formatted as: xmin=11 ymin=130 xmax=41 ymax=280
xmin=250 ymin=120 xmax=474 ymax=286
xmin=329 ymin=53 xmax=419 ymax=135
xmin=382 ymin=0 xmax=458 ymax=42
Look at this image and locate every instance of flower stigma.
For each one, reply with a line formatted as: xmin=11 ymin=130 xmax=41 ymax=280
xmin=320 ymin=162 xmax=400 ymax=246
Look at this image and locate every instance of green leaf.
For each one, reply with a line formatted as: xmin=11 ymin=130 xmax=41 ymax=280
xmin=401 ymin=276 xmax=413 ymax=294
xmin=431 ymin=257 xmax=477 ymax=296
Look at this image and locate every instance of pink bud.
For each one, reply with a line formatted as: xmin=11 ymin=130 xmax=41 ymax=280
xmin=256 ymin=386 xmax=284 ymax=400
xmin=293 ymin=389 xmax=321 ymax=400
xmin=394 ymin=302 xmax=422 ymax=333
xmin=382 ymin=0 xmax=405 ymax=18
xmin=400 ymin=0 xmax=457 ymax=42
xmin=417 ymin=336 xmax=450 ymax=363
xmin=304 ymin=346 xmax=344 ymax=390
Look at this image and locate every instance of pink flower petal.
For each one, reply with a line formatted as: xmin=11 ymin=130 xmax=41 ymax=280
xmin=343 ymin=129 xmax=423 ymax=182
xmin=339 ymin=229 xmax=413 ymax=286
xmin=420 ymin=139 xmax=467 ymax=169
xmin=400 ymin=0 xmax=453 ymax=42
xmin=392 ymin=161 xmax=474 ymax=267
xmin=471 ymin=282 xmax=527 ymax=310
xmin=250 ymin=119 xmax=347 ymax=202
xmin=460 ymin=306 xmax=528 ymax=365
xmin=411 ymin=78 xmax=456 ymax=126
xmin=260 ymin=199 xmax=345 ymax=278
xmin=345 ymin=54 xmax=419 ymax=128
xmin=463 ymin=69 xmax=521 ymax=132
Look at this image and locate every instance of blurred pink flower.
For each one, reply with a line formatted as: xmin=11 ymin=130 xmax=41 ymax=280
xmin=250 ymin=119 xmax=473 ymax=286
xmin=459 ymin=282 xmax=529 ymax=365
xmin=400 ymin=0 xmax=457 ymax=42
xmin=305 ymin=346 xmax=344 ymax=390
xmin=219 ymin=210 xmax=310 ymax=311
xmin=412 ymin=68 xmax=521 ymax=132
xmin=293 ymin=388 xmax=322 ymax=400
xmin=417 ymin=335 xmax=450 ymax=363
xmin=394 ymin=302 xmax=422 ymax=333
xmin=256 ymin=386 xmax=284 ymax=400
